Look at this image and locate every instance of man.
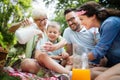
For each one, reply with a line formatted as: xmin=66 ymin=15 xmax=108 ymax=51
xmin=63 ymin=8 xmax=100 ymax=67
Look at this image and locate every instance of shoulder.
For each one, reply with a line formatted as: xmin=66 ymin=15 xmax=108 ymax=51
xmin=100 ymin=16 xmax=120 ymax=32
xmin=104 ymin=16 xmax=120 ymax=24
xmin=102 ymin=16 xmax=120 ymax=28
xmin=64 ymin=27 xmax=72 ymax=32
xmin=63 ymin=27 xmax=73 ymax=35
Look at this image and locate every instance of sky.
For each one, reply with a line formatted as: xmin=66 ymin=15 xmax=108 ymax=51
xmin=8 ymin=0 xmax=57 ymax=24
xmin=32 ymin=0 xmax=57 ymax=20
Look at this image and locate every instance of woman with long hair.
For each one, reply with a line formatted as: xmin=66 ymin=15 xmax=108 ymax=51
xmin=77 ymin=1 xmax=120 ymax=80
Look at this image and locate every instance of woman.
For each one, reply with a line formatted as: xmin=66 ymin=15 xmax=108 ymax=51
xmin=9 ymin=7 xmax=70 ymax=75
xmin=76 ymin=1 xmax=120 ymax=80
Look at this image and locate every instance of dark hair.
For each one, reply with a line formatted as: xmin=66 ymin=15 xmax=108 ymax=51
xmin=64 ymin=8 xmax=76 ymax=15
xmin=77 ymin=1 xmax=120 ymax=22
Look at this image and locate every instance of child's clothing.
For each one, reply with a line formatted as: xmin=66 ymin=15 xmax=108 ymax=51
xmin=36 ymin=33 xmax=65 ymax=63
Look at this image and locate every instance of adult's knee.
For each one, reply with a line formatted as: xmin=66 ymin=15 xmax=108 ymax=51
xmin=21 ymin=58 xmax=40 ymax=74
xmin=36 ymin=53 xmax=48 ymax=61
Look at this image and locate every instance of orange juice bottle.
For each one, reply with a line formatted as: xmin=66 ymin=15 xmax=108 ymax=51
xmin=72 ymin=44 xmax=90 ymax=80
xmin=72 ymin=54 xmax=91 ymax=80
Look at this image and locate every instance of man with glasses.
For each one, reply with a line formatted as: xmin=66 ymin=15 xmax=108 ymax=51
xmin=63 ymin=9 xmax=101 ymax=69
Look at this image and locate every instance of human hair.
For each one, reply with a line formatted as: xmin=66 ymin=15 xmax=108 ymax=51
xmin=47 ymin=21 xmax=61 ymax=32
xmin=77 ymin=1 xmax=120 ymax=22
xmin=32 ymin=7 xmax=47 ymax=20
xmin=64 ymin=8 xmax=76 ymax=15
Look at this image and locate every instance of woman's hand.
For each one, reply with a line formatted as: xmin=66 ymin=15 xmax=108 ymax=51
xmin=21 ymin=18 xmax=33 ymax=27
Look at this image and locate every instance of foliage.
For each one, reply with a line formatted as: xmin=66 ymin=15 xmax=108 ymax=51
xmin=0 ymin=0 xmax=32 ymax=67
xmin=99 ymin=0 xmax=120 ymax=9
xmin=44 ymin=0 xmax=98 ymax=35
xmin=53 ymin=10 xmax=67 ymax=36
xmin=44 ymin=0 xmax=120 ymax=35
xmin=0 ymin=0 xmax=32 ymax=50
xmin=5 ymin=44 xmax=26 ymax=67
xmin=0 ymin=70 xmax=20 ymax=80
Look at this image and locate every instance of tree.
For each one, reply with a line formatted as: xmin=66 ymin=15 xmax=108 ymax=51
xmin=44 ymin=0 xmax=99 ymax=35
xmin=0 ymin=0 xmax=31 ymax=49
xmin=99 ymin=0 xmax=120 ymax=9
xmin=0 ymin=0 xmax=32 ymax=67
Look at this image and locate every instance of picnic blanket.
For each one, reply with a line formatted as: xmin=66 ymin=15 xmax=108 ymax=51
xmin=3 ymin=67 xmax=69 ymax=80
xmin=3 ymin=67 xmax=58 ymax=80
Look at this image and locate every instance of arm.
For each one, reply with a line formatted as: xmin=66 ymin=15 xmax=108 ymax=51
xmin=88 ymin=52 xmax=96 ymax=61
xmin=9 ymin=22 xmax=22 ymax=32
xmin=65 ymin=43 xmax=73 ymax=56
xmin=9 ymin=18 xmax=33 ymax=33
xmin=44 ymin=36 xmax=67 ymax=52
xmin=89 ymin=18 xmax=120 ymax=61
xmin=93 ymin=28 xmax=100 ymax=45
xmin=50 ymin=55 xmax=62 ymax=60
xmin=95 ymin=63 xmax=120 ymax=80
xmin=88 ymin=27 xmax=100 ymax=45
xmin=54 ymin=36 xmax=67 ymax=50
xmin=63 ymin=28 xmax=73 ymax=55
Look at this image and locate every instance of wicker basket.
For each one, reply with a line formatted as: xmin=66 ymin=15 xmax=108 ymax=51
xmin=0 ymin=47 xmax=8 ymax=68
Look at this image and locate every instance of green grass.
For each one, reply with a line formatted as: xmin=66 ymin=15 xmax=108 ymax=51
xmin=0 ymin=70 xmax=20 ymax=80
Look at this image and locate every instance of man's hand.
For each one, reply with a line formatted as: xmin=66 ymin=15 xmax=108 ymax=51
xmin=67 ymin=56 xmax=73 ymax=65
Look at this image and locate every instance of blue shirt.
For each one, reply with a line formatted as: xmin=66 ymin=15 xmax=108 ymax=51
xmin=92 ymin=16 xmax=120 ymax=67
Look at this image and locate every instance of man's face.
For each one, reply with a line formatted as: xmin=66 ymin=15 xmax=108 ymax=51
xmin=65 ymin=11 xmax=80 ymax=31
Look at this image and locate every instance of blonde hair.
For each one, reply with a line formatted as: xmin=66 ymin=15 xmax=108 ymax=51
xmin=47 ymin=21 xmax=61 ymax=32
xmin=32 ymin=7 xmax=47 ymax=19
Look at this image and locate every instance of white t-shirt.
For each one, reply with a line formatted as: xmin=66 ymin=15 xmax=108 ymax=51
xmin=63 ymin=26 xmax=100 ymax=51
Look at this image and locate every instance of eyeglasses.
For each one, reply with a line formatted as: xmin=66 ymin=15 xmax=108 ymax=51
xmin=67 ymin=17 xmax=76 ymax=22
xmin=35 ymin=18 xmax=48 ymax=22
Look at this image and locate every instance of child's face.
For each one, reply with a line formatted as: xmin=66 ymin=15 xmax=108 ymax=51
xmin=47 ymin=26 xmax=60 ymax=42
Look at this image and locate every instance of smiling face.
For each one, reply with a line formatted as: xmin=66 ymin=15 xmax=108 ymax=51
xmin=34 ymin=16 xmax=48 ymax=31
xmin=76 ymin=1 xmax=102 ymax=29
xmin=47 ymin=24 xmax=60 ymax=42
xmin=78 ymin=14 xmax=99 ymax=29
xmin=65 ymin=11 xmax=81 ymax=31
xmin=78 ymin=15 xmax=94 ymax=29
